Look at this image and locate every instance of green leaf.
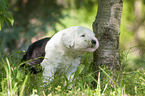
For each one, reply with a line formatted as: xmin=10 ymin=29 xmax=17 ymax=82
xmin=20 ymin=75 xmax=28 ymax=96
xmin=4 ymin=0 xmax=9 ymax=8
xmin=0 ymin=0 xmax=14 ymax=30
xmin=4 ymin=12 xmax=14 ymax=26
xmin=0 ymin=0 xmax=6 ymax=11
xmin=73 ymin=64 xmax=84 ymax=79
xmin=99 ymin=66 xmax=119 ymax=88
xmin=95 ymin=72 xmax=101 ymax=95
xmin=0 ymin=15 xmax=4 ymax=30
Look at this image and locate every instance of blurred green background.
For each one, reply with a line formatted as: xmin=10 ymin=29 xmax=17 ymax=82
xmin=0 ymin=0 xmax=145 ymax=70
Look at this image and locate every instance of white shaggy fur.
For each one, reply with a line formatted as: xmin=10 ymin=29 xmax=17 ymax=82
xmin=40 ymin=26 xmax=99 ymax=82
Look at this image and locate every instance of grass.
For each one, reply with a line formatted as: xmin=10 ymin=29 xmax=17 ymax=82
xmin=0 ymin=51 xmax=145 ymax=96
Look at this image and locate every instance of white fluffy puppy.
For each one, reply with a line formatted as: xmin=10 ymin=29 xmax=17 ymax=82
xmin=21 ymin=26 xmax=99 ymax=82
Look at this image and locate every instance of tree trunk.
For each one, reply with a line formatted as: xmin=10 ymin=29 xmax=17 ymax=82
xmin=93 ymin=0 xmax=123 ymax=73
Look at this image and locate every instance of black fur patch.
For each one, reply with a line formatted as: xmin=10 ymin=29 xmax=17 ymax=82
xmin=21 ymin=38 xmax=51 ymax=74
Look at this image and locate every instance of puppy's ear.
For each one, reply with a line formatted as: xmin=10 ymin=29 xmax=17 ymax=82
xmin=62 ymin=32 xmax=75 ymax=48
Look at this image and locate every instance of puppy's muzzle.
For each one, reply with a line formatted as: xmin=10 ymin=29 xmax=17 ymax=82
xmin=91 ymin=39 xmax=96 ymax=45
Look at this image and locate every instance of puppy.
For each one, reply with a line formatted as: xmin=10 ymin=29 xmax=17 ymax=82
xmin=21 ymin=26 xmax=99 ymax=83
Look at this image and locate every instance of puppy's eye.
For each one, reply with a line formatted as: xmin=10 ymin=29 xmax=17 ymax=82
xmin=81 ymin=35 xmax=85 ymax=37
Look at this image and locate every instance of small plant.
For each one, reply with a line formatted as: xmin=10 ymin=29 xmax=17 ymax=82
xmin=0 ymin=57 xmax=28 ymax=96
xmin=0 ymin=51 xmax=145 ymax=95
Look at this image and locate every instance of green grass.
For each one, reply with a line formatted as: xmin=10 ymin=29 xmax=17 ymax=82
xmin=0 ymin=51 xmax=145 ymax=96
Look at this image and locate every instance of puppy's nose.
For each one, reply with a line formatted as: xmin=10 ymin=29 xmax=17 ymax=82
xmin=91 ymin=40 xmax=96 ymax=44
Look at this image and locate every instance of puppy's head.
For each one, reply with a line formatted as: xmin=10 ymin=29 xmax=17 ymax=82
xmin=62 ymin=26 xmax=99 ymax=54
